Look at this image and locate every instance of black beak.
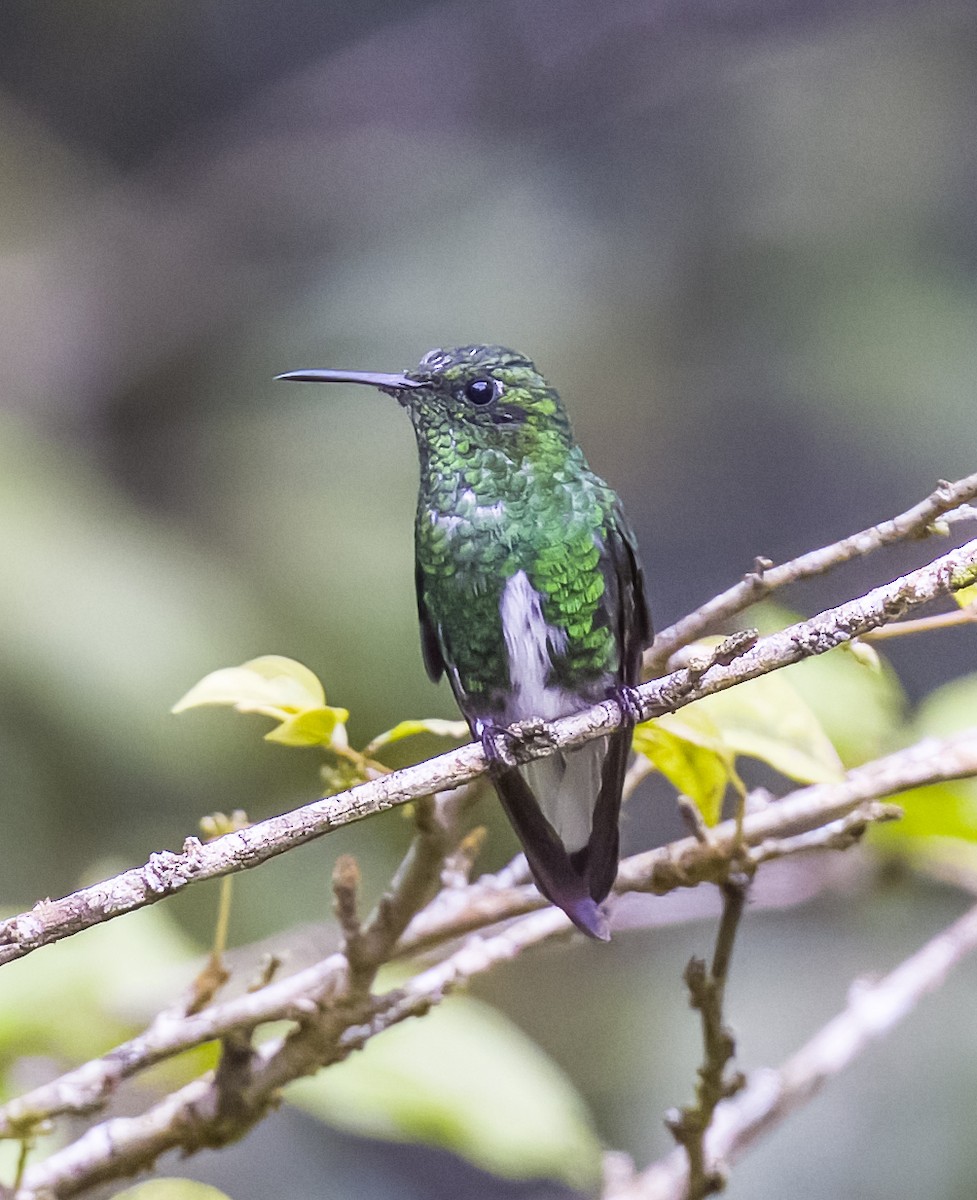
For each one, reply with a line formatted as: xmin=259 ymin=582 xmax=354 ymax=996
xmin=275 ymin=369 xmax=420 ymax=391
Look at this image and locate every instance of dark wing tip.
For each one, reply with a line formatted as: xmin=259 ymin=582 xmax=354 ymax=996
xmin=565 ymin=896 xmax=611 ymax=941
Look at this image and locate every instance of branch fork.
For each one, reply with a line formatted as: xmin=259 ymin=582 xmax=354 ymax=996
xmin=6 ymin=474 xmax=977 ymax=1198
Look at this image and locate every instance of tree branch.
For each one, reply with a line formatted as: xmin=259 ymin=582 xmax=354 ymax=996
xmin=608 ymin=897 xmax=977 ymax=1200
xmin=644 ymin=472 xmax=977 ymax=673
xmin=2 ymin=728 xmax=974 ymax=1195
xmin=5 ymin=483 xmax=977 ymax=1198
xmin=862 ymin=603 xmax=977 ymax=640
xmin=1 ymin=535 xmax=975 ymax=971
xmin=664 ymin=879 xmax=748 ymax=1198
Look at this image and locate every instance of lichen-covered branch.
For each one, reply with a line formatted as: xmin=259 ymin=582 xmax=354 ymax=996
xmin=645 ymin=471 xmax=977 ymax=673
xmin=2 ymin=534 xmax=975 ymax=971
xmin=3 ymin=479 xmax=977 ymax=1199
xmin=608 ymin=898 xmax=977 ymax=1200
xmin=4 ymin=726 xmax=977 ymax=1197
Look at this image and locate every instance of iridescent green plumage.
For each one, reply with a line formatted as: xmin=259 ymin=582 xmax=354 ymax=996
xmin=278 ymin=345 xmax=652 ymax=939
xmin=406 ymin=348 xmax=638 ymax=704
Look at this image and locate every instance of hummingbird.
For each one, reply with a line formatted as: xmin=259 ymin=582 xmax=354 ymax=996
xmin=278 ymin=345 xmax=651 ymax=939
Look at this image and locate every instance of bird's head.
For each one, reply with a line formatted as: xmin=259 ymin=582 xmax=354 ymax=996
xmin=277 ymin=344 xmax=574 ymax=451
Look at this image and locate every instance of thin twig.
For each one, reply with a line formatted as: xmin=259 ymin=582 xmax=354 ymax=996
xmin=0 ymin=735 xmax=962 ymax=1144
xmin=610 ymin=898 xmax=977 ymax=1200
xmin=665 ymin=880 xmax=748 ymax=1198
xmin=862 ymin=604 xmax=977 ymax=640
xmin=358 ymin=795 xmax=451 ymax=956
xmin=394 ymin=733 xmax=976 ymax=956
xmin=331 ymin=854 xmax=363 ymax=957
xmin=6 ymin=735 xmax=976 ymax=1196
xmin=748 ymin=801 xmax=902 ymax=863
xmin=6 ymin=491 xmax=977 ymax=1198
xmin=14 ymin=909 xmax=572 ymax=1200
xmin=645 ymin=472 xmax=977 ymax=673
xmin=1 ymin=535 xmax=975 ymax=971
xmin=616 ymin=729 xmax=977 ymax=895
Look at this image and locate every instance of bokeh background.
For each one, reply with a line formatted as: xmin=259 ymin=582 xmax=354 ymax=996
xmin=2 ymin=1 xmax=977 ymax=1197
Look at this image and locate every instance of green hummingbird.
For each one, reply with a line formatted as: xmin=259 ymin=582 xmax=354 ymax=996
xmin=278 ymin=345 xmax=651 ymax=939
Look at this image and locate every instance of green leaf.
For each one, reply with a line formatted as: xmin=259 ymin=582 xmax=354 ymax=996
xmin=874 ymin=673 xmax=977 ymax=848
xmin=739 ymin=603 xmax=907 ymax=765
xmin=692 ymin=670 xmax=844 ymax=784
xmin=875 ymin=782 xmax=977 ymax=844
xmin=913 ymin=673 xmax=977 ymax=739
xmin=114 ymin=1183 xmax=235 ymax=1200
xmin=264 ymin=706 xmax=348 ymax=748
xmin=634 ymin=648 xmax=846 ymax=822
xmin=0 ymin=903 xmax=196 ymax=1079
xmin=786 ymin=653 xmax=905 ymax=767
xmin=286 ymin=995 xmax=601 ymax=1190
xmin=953 ymin=581 xmax=977 ymax=609
xmin=363 ymin=718 xmax=470 ymax=757
xmin=632 ymin=714 xmax=731 ymax=826
xmin=172 ymin=656 xmax=348 ymax=750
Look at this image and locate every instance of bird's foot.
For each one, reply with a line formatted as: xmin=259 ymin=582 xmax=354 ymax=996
xmin=475 ymin=718 xmax=554 ymax=770
xmin=612 ymin=684 xmax=645 ymax=727
xmin=476 ymin=719 xmax=521 ymax=770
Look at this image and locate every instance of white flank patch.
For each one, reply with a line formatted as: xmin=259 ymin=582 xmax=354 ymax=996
xmin=499 ymin=571 xmax=603 ymax=852
xmin=499 ymin=570 xmax=570 ymax=721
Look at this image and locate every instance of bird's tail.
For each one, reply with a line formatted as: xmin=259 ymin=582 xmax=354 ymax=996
xmin=490 ymin=727 xmax=630 ymax=940
xmin=491 ymin=764 xmax=609 ymax=939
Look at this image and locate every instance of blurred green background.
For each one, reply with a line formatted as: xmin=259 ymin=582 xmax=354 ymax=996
xmin=2 ymin=2 xmax=977 ymax=1197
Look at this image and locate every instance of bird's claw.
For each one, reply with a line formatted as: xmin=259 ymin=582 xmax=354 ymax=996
xmin=477 ymin=720 xmax=521 ymax=770
xmin=477 ymin=718 xmax=554 ymax=769
xmin=613 ymin=684 xmax=644 ymax=727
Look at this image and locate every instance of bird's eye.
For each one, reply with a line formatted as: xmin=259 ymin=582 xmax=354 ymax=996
xmin=463 ymin=377 xmax=500 ymax=406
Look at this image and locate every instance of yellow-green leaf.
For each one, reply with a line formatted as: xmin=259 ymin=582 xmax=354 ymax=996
xmin=264 ymin=706 xmax=349 ymax=748
xmin=737 ymin=603 xmax=906 ymax=766
xmin=953 ymin=582 xmax=977 ymax=609
xmin=874 ymin=673 xmax=977 ymax=849
xmin=0 ymin=902 xmax=196 ymax=1071
xmin=364 ymin=718 xmax=469 ymax=757
xmin=694 ymin=670 xmax=844 ymax=784
xmin=876 ymin=782 xmax=977 ymax=844
xmin=172 ymin=655 xmax=325 ymax=719
xmin=643 ymin=702 xmax=728 ymax=756
xmin=633 ymin=658 xmax=843 ymax=821
xmin=286 ymin=995 xmax=601 ymax=1190
xmin=912 ymin=672 xmax=977 ymax=739
xmin=172 ymin=656 xmax=348 ymax=749
xmin=632 ymin=715 xmax=731 ymax=825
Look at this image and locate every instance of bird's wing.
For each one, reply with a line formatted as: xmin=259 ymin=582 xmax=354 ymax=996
xmin=578 ymin=725 xmax=627 ymax=904
xmin=606 ymin=500 xmax=653 ymax=685
xmin=415 ymin=560 xmax=446 ymax=684
xmin=579 ymin=506 xmax=653 ymax=902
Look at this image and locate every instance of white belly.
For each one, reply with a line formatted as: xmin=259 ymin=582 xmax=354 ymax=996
xmin=498 ymin=569 xmax=605 ymax=852
xmin=498 ymin=570 xmax=573 ymax=721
